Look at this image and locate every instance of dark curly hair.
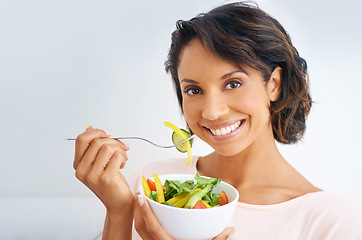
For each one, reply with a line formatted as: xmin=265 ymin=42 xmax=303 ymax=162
xmin=165 ymin=2 xmax=312 ymax=144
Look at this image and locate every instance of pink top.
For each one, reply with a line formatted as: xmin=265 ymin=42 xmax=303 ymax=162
xmin=130 ymin=156 xmax=362 ymax=240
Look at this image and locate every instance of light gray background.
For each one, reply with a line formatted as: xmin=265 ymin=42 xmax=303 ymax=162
xmin=0 ymin=0 xmax=361 ymax=224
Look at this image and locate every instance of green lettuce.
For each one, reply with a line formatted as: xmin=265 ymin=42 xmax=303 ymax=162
xmin=164 ymin=180 xmax=195 ymax=201
xmin=194 ymin=173 xmax=220 ymax=189
xmin=149 ymin=191 xmax=158 ymax=201
xmin=163 ymin=173 xmax=222 ymax=206
xmin=203 ymin=191 xmax=220 ymax=207
xmin=194 ymin=173 xmax=221 ymax=207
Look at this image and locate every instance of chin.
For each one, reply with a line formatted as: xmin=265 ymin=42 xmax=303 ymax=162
xmin=210 ymin=144 xmax=246 ymax=157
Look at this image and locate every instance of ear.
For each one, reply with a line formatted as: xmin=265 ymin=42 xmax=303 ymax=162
xmin=267 ymin=66 xmax=282 ymax=102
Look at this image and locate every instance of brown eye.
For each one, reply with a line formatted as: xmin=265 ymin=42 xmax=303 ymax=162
xmin=184 ymin=87 xmax=201 ymax=95
xmin=225 ymin=81 xmax=242 ymax=90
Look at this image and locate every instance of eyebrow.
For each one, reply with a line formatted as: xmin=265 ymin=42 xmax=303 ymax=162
xmin=220 ymin=70 xmax=246 ymax=80
xmin=180 ymin=70 xmax=245 ymax=84
xmin=180 ymin=78 xmax=199 ymax=84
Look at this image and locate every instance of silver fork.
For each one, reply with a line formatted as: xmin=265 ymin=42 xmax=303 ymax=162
xmin=66 ymin=135 xmax=195 ymax=148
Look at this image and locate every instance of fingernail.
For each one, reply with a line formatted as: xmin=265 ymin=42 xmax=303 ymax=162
xmin=86 ymin=125 xmax=93 ymax=131
xmin=134 ymin=193 xmax=139 ymax=200
xmin=124 ymin=143 xmax=130 ymax=149
xmin=138 ymin=194 xmax=144 ymax=207
xmin=104 ymin=130 xmax=111 ymax=136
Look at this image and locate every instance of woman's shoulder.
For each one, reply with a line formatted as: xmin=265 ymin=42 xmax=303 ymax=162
xmin=290 ymin=191 xmax=362 ymax=217
xmin=227 ymin=191 xmax=362 ymax=240
xmin=302 ymin=191 xmax=361 ymax=210
xmin=237 ymin=191 xmax=362 ymax=223
xmin=298 ymin=191 xmax=362 ymax=238
xmin=234 ymin=191 xmax=362 ymax=239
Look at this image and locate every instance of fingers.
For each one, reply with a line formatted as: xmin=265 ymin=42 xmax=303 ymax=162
xmin=212 ymin=227 xmax=236 ymax=240
xmin=75 ymin=139 xmax=127 ymax=185
xmin=73 ymin=126 xmax=130 ymax=188
xmin=73 ymin=126 xmax=130 ymax=170
xmin=134 ymin=196 xmax=153 ymax=240
xmin=135 ymin=195 xmax=174 ymax=240
xmin=106 ymin=150 xmax=128 ymax=171
xmin=73 ymin=126 xmax=111 ymax=170
xmin=91 ymin=144 xmax=128 ymax=174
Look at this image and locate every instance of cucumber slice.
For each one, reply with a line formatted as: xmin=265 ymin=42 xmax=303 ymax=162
xmin=172 ymin=129 xmax=193 ymax=153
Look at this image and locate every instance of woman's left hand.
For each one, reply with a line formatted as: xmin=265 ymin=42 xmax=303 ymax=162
xmin=134 ymin=194 xmax=174 ymax=240
xmin=134 ymin=194 xmax=235 ymax=240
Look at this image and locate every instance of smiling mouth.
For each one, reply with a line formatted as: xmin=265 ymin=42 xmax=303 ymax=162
xmin=207 ymin=120 xmax=245 ymax=136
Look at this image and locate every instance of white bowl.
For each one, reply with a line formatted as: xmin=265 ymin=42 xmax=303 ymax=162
xmin=139 ymin=174 xmax=239 ymax=240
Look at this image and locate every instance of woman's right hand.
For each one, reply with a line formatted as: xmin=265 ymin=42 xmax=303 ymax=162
xmin=73 ymin=126 xmax=133 ymax=212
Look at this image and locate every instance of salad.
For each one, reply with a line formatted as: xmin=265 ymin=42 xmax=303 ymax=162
xmin=142 ymin=173 xmax=229 ymax=209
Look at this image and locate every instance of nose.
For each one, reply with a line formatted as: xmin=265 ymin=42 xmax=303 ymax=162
xmin=202 ymin=93 xmax=229 ymax=121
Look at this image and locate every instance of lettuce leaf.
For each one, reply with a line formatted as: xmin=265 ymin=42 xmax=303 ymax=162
xmin=164 ymin=180 xmax=195 ymax=201
xmin=149 ymin=191 xmax=158 ymax=202
xmin=203 ymin=191 xmax=220 ymax=207
xmin=163 ymin=173 xmax=222 ymax=205
xmin=194 ymin=173 xmax=221 ymax=206
xmin=194 ymin=173 xmax=220 ymax=189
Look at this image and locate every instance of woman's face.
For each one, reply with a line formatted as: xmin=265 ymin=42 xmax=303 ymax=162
xmin=178 ymin=39 xmax=278 ymax=156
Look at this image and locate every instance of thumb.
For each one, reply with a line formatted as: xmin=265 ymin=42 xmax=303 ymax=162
xmin=212 ymin=227 xmax=236 ymax=240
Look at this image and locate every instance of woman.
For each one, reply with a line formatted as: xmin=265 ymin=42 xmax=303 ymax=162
xmin=73 ymin=2 xmax=362 ymax=239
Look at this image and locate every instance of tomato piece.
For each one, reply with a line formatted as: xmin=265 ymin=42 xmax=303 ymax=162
xmin=192 ymin=200 xmax=207 ymax=209
xmin=147 ymin=179 xmax=157 ymax=192
xmin=218 ymin=191 xmax=229 ymax=206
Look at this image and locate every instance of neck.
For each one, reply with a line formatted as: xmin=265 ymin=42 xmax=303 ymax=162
xmin=196 ymin=128 xmax=321 ymax=204
xmin=197 ymin=125 xmax=290 ymax=188
xmin=214 ymin=142 xmax=283 ymax=182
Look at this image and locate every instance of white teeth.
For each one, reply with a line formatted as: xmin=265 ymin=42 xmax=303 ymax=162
xmin=209 ymin=120 xmax=242 ymax=136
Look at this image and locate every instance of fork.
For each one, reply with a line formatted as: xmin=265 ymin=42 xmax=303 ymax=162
xmin=66 ymin=135 xmax=195 ymax=148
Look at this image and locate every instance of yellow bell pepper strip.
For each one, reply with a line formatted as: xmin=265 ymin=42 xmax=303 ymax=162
xmin=201 ymin=200 xmax=212 ymax=208
xmin=153 ymin=174 xmax=165 ymax=203
xmin=166 ymin=192 xmax=189 ymax=205
xmin=164 ymin=121 xmax=192 ymax=166
xmin=173 ymin=188 xmax=202 ymax=208
xmin=142 ymin=175 xmax=151 ymax=197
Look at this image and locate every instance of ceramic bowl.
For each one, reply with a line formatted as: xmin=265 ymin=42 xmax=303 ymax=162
xmin=139 ymin=174 xmax=239 ymax=240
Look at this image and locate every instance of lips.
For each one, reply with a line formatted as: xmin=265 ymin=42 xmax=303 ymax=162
xmin=207 ymin=120 xmax=244 ymax=136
